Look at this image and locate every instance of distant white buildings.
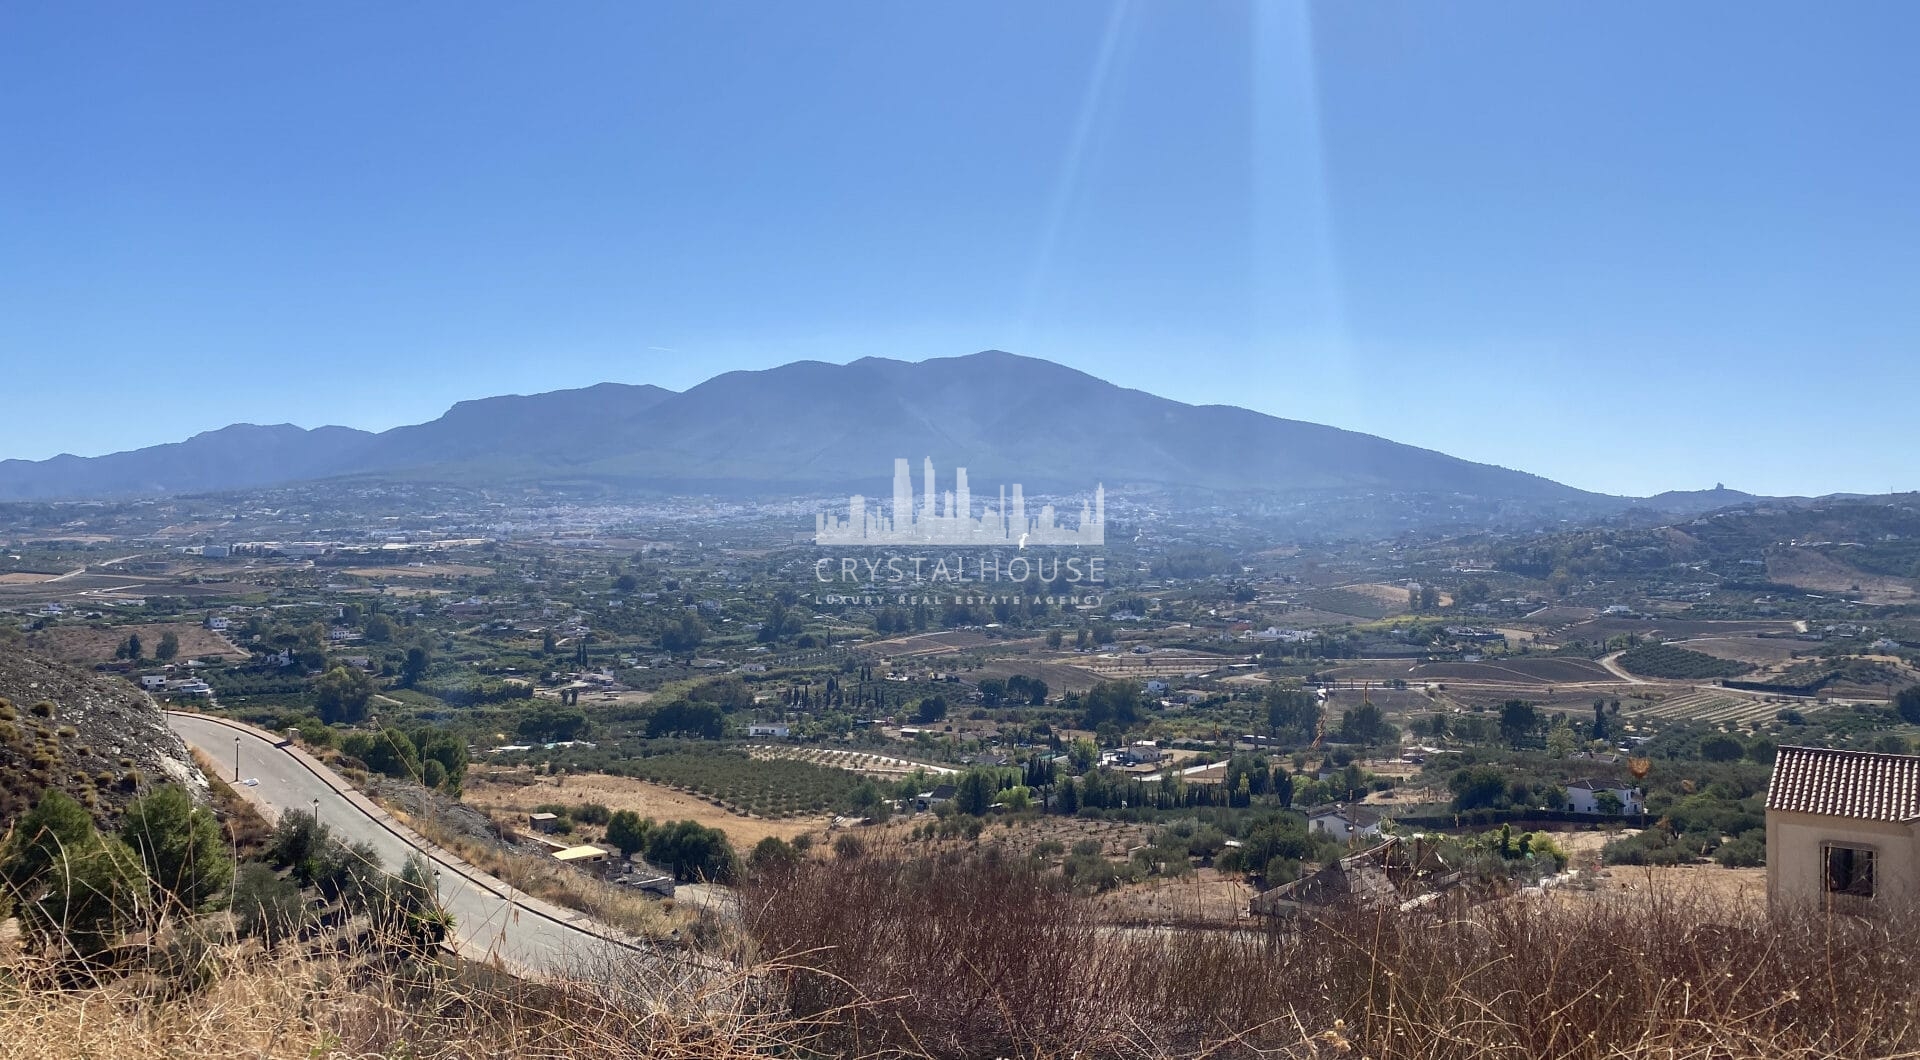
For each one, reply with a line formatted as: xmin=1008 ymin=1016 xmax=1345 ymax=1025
xmin=747 ymin=724 xmax=791 ymax=738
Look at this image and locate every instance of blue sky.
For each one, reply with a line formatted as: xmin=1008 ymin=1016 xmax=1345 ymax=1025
xmin=2 ymin=2 xmax=1915 ymax=497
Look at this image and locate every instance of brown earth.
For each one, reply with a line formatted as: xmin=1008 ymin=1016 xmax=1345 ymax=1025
xmin=1767 ymin=547 xmax=1917 ymax=604
xmin=463 ymin=766 xmax=829 ymax=848
xmin=29 ymin=621 xmax=246 ymax=664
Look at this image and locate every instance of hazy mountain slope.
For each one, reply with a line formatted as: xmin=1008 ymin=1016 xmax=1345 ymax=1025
xmin=351 ymin=381 xmax=676 ymax=472
xmin=0 ymin=351 xmax=1594 ymax=502
xmin=0 ymin=424 xmax=375 ymax=501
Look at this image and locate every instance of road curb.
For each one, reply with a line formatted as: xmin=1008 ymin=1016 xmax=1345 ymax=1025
xmin=166 ymin=710 xmax=661 ymax=964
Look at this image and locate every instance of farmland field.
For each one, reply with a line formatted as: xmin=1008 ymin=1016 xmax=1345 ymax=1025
xmin=341 ymin=563 xmax=497 ymax=578
xmin=1625 ymin=688 xmax=1809 ymax=726
xmin=1616 ymin=643 xmax=1754 ymax=680
xmin=1670 ymin=636 xmax=1809 ymax=667
xmin=1408 ymin=657 xmax=1616 ymax=684
xmin=748 ymin=745 xmax=958 ymax=778
xmin=464 ymin=766 xmax=825 ymax=847
xmin=606 ymin=749 xmax=861 ymax=818
xmin=1296 ymin=587 xmax=1397 ymax=620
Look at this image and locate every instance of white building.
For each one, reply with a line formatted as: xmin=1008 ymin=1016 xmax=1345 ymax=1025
xmin=748 ymin=724 xmax=791 ymax=738
xmin=1307 ymin=805 xmax=1384 ymax=843
xmin=1566 ymin=779 xmax=1644 ymax=815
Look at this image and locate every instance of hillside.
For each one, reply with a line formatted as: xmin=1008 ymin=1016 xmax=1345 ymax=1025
xmin=0 ymin=352 xmax=1597 ymax=505
xmin=0 ymin=638 xmax=205 ymax=825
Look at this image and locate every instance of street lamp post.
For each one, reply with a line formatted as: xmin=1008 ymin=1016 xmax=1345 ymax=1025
xmin=234 ymin=735 xmax=241 ymax=782
xmin=311 ymin=798 xmax=319 ymax=829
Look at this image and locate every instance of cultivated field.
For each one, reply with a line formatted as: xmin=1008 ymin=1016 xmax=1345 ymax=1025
xmin=1077 ymin=650 xmax=1244 ymax=680
xmin=865 ymin=630 xmax=996 ymax=658
xmin=1408 ymin=657 xmax=1616 ymax=684
xmin=747 ymin=744 xmax=958 ymax=778
xmin=1623 ymin=688 xmax=1814 ymax=726
xmin=967 ymin=655 xmax=1102 ymax=694
xmin=1670 ymin=636 xmax=1809 ymax=666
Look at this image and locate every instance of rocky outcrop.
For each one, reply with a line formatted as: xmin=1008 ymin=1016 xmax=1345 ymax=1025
xmin=0 ymin=641 xmax=205 ymax=827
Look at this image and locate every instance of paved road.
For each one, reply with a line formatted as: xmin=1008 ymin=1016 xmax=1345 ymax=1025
xmin=167 ymin=713 xmax=631 ymax=976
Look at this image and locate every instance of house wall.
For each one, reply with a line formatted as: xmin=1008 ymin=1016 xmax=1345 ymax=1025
xmin=1566 ymin=787 xmax=1643 ymax=815
xmin=1310 ymin=816 xmax=1351 ymax=843
xmin=1766 ymin=810 xmax=1920 ymax=910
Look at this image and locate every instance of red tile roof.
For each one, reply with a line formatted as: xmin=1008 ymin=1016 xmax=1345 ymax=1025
xmin=1767 ymin=745 xmax=1920 ymax=822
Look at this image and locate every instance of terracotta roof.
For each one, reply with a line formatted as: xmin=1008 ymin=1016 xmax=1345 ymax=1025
xmin=1767 ymin=745 xmax=1920 ymax=822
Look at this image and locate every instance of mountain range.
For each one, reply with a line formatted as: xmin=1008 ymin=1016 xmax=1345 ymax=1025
xmin=0 ymin=351 xmax=1727 ymax=509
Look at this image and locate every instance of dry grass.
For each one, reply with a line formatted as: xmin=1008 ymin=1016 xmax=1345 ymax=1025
xmin=29 ymin=622 xmax=245 ymax=665
xmin=465 ymin=767 xmax=827 ymax=849
xmin=743 ymin=851 xmax=1920 ymax=1060
xmin=382 ymin=803 xmax=700 ymax=943
xmin=0 ymin=943 xmax=842 ymax=1060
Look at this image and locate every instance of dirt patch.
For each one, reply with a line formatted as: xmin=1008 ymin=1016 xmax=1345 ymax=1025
xmin=30 ymin=621 xmax=246 ymax=664
xmin=0 ymin=572 xmax=58 ymax=585
xmin=1671 ymin=636 xmax=1809 ymax=667
xmin=342 ymin=564 xmax=497 ymax=579
xmin=464 ymin=766 xmax=829 ymax=849
xmin=1767 ymin=547 xmax=1916 ymax=604
xmin=1408 ymin=658 xmax=1616 ymax=685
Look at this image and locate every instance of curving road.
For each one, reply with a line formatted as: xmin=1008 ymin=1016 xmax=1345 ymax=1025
xmin=167 ymin=712 xmax=639 ymax=977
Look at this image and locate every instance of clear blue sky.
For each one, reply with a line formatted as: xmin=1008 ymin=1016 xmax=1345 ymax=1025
xmin=3 ymin=3 xmax=1915 ymax=497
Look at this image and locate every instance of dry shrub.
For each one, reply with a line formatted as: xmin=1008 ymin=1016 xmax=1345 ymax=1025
xmin=743 ymin=851 xmax=1920 ymax=1059
xmin=0 ymin=942 xmax=837 ymax=1060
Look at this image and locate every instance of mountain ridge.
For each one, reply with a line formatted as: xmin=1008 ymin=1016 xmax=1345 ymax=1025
xmin=0 ymin=351 xmax=1625 ymax=504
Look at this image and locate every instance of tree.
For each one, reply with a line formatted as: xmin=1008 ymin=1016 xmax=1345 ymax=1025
xmin=1046 ymin=629 xmax=1064 ymax=650
xmin=382 ymin=855 xmax=452 ymax=953
xmin=1546 ymin=722 xmax=1578 ymax=759
xmin=832 ymin=833 xmax=868 ymax=860
xmin=913 ymin=695 xmax=948 ymax=724
xmin=1594 ymin=790 xmax=1625 ymax=816
xmin=605 ymin=810 xmax=653 ymax=858
xmin=1337 ymin=702 xmax=1391 ymax=748
xmin=417 ymin=731 xmax=469 ymax=793
xmin=232 ymin=862 xmax=306 ymax=942
xmin=155 ymin=630 xmax=180 ymax=661
xmin=120 ymin=784 xmax=232 ymax=918
xmin=646 ymin=700 xmax=726 ymax=739
xmin=117 ymin=632 xmax=143 ymax=662
xmin=401 ymin=646 xmax=432 ymax=687
xmin=1080 ymin=681 xmax=1143 ymax=730
xmin=364 ymin=613 xmax=396 ymax=643
xmin=1700 ymin=735 xmax=1746 ymax=762
xmin=1265 ymin=684 xmax=1320 ymax=744
xmin=1 ymin=790 xmax=144 ymax=958
xmin=645 ymin=821 xmax=737 ymax=882
xmin=954 ymin=769 xmax=997 ymax=816
xmin=1499 ymin=700 xmax=1541 ymax=748
xmin=1449 ymin=765 xmax=1509 ymax=811
xmin=1897 ymin=685 xmax=1920 ymax=726
xmin=314 ymin=665 xmax=375 ymax=725
xmin=359 ymin=727 xmax=420 ymax=780
xmin=662 ymin=614 xmax=707 ymax=654
xmin=751 ymin=836 xmax=800 ymax=873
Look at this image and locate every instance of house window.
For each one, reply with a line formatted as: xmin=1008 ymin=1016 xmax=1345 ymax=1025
xmin=1823 ymin=844 xmax=1875 ymax=898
